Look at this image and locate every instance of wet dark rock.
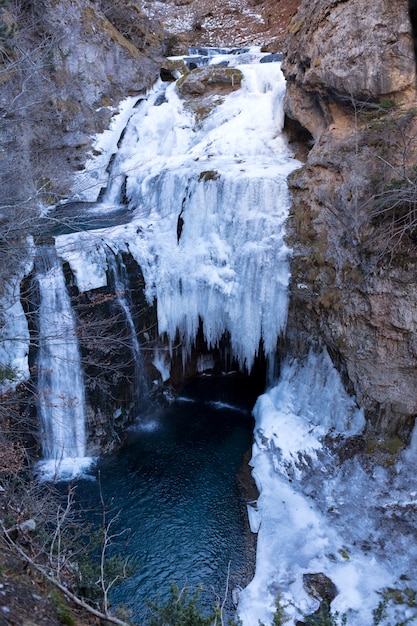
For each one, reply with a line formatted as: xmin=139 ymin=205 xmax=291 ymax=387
xmin=303 ymin=572 xmax=338 ymax=603
xmin=154 ymin=93 xmax=168 ymax=106
xmin=296 ymin=573 xmax=338 ymax=626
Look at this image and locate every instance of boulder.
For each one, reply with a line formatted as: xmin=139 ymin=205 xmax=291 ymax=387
xmin=303 ymin=572 xmax=338 ymax=603
xmin=177 ymin=66 xmax=243 ymax=96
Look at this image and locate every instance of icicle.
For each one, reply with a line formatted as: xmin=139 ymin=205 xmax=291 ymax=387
xmin=61 ymin=49 xmax=301 ymax=374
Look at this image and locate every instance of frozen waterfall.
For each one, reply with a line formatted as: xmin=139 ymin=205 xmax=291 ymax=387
xmin=32 ymin=47 xmax=300 ymax=478
xmin=66 ymin=49 xmax=300 ymax=373
xmin=32 ymin=47 xmax=417 ymax=625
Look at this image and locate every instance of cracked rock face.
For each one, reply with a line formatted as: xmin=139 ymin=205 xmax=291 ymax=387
xmin=282 ymin=0 xmax=417 ymax=440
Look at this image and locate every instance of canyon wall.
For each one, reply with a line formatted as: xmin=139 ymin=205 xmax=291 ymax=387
xmin=282 ymin=0 xmax=417 ymax=438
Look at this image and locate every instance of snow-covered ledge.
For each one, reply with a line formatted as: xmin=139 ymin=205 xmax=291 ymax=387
xmin=238 ymin=348 xmax=417 ymax=626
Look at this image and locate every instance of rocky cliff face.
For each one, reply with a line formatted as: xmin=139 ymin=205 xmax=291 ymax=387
xmin=0 ymin=0 xmax=164 ymax=207
xmin=282 ymin=0 xmax=417 ymax=439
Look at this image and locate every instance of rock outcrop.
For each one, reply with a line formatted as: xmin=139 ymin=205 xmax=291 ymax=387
xmin=282 ymin=0 xmax=417 ymax=439
xmin=283 ymin=0 xmax=414 ymax=138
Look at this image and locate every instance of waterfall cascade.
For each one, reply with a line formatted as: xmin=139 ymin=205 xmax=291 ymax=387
xmin=62 ymin=48 xmax=300 ymax=376
xmin=34 ymin=245 xmax=89 ymax=477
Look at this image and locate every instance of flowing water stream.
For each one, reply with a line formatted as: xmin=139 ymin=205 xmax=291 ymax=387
xmin=34 ymin=245 xmax=87 ymax=463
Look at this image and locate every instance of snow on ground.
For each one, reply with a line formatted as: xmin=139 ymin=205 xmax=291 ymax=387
xmin=238 ymin=349 xmax=417 ymax=626
xmin=138 ymin=0 xmax=266 ymax=48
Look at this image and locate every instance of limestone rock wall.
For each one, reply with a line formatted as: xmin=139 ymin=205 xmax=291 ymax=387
xmin=282 ymin=0 xmax=417 ymax=439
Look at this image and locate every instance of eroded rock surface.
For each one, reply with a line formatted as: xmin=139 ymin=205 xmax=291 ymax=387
xmin=283 ymin=0 xmax=415 ymax=138
xmin=282 ymin=0 xmax=417 ymax=439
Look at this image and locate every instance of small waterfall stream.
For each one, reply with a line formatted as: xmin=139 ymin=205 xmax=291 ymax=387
xmin=34 ymin=245 xmax=87 ymax=471
xmin=106 ymin=250 xmax=146 ymax=407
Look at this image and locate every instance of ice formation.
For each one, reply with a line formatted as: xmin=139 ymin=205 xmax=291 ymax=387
xmin=238 ymin=349 xmax=417 ymax=626
xmin=11 ymin=45 xmax=417 ymax=624
xmin=34 ymin=246 xmax=89 ymax=478
xmin=64 ymin=49 xmax=300 ymax=372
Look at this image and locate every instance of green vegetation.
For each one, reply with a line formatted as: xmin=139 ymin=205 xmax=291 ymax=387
xmin=339 ymin=548 xmax=350 ymax=561
xmin=75 ymin=523 xmax=136 ymax=605
xmin=367 ymin=97 xmax=398 ymax=115
xmin=378 ymin=97 xmax=398 ymax=112
xmin=258 ymin=592 xmax=348 ymax=626
xmin=0 ymin=1 xmax=18 ymax=48
xmin=366 ymin=435 xmax=405 ymax=459
xmin=359 ymin=97 xmax=399 ymax=127
xmin=0 ymin=363 xmax=17 ymax=385
xmin=49 ymin=590 xmax=76 ymax=626
xmin=2 ymin=496 xmax=417 ymax=626
xmin=146 ymin=583 xmax=218 ymax=626
xmin=373 ymin=586 xmax=417 ymax=625
xmin=270 ymin=591 xmax=291 ymax=625
xmin=145 ymin=582 xmax=240 ymax=626
xmin=302 ymin=603 xmax=347 ymax=626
